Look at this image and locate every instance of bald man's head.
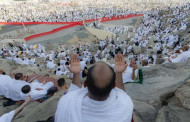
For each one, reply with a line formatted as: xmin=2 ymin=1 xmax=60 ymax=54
xmin=86 ymin=62 xmax=116 ymax=100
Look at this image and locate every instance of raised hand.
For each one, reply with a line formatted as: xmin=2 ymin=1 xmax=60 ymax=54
xmin=132 ymin=63 xmax=138 ymax=70
xmin=114 ymin=54 xmax=128 ymax=73
xmin=66 ymin=54 xmax=81 ymax=75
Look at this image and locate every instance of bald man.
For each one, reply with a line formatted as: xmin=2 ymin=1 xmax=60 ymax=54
xmin=55 ymin=54 xmax=133 ymax=122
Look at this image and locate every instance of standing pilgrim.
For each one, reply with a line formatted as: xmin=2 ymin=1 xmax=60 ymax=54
xmin=55 ymin=54 xmax=133 ymax=122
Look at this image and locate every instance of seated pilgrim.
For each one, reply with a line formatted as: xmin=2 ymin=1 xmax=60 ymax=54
xmin=55 ymin=54 xmax=133 ymax=122
xmin=47 ymin=60 xmax=56 ymax=69
xmin=122 ymin=59 xmax=138 ymax=83
xmin=168 ymin=45 xmax=190 ymax=63
xmin=58 ymin=78 xmax=67 ymax=91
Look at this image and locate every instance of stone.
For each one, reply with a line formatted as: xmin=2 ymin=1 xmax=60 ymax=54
xmin=133 ymin=100 xmax=157 ymax=122
xmin=155 ymin=107 xmax=168 ymax=122
xmin=156 ymin=58 xmax=165 ymax=64
xmin=167 ymin=102 xmax=190 ymax=122
xmin=13 ymin=91 xmax=64 ymax=122
xmin=175 ymin=85 xmax=190 ymax=110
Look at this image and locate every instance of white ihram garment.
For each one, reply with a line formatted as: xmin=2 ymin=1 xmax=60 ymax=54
xmin=0 ymin=110 xmax=15 ymax=122
xmin=55 ymin=84 xmax=133 ymax=122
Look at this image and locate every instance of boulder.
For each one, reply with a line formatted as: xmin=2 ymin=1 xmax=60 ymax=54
xmin=155 ymin=107 xmax=168 ymax=122
xmin=175 ymin=82 xmax=190 ymax=110
xmin=156 ymin=81 xmax=190 ymax=122
xmin=133 ymin=100 xmax=157 ymax=122
xmin=167 ymin=99 xmax=190 ymax=122
xmin=156 ymin=58 xmax=165 ymax=64
xmin=125 ymin=63 xmax=190 ymax=104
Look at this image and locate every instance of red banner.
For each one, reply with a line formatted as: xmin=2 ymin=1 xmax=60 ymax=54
xmin=24 ymin=14 xmax=143 ymax=41
xmin=25 ymin=23 xmax=81 ymax=41
xmin=0 ymin=22 xmax=77 ymax=25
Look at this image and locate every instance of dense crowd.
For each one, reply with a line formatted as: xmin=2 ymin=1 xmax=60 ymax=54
xmin=1 ymin=0 xmax=188 ymax=22
xmin=0 ymin=1 xmax=190 ymax=122
xmin=0 ymin=2 xmax=137 ymax=22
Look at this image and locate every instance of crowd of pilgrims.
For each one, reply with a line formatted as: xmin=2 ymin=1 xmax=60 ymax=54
xmin=0 ymin=2 xmax=190 ymax=122
xmin=0 ymin=0 xmax=188 ymax=23
xmin=88 ymin=3 xmax=190 ymax=50
xmin=0 ymin=1 xmax=137 ymax=22
xmin=0 ymin=3 xmax=190 ymax=77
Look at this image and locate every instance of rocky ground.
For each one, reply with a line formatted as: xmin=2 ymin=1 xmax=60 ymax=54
xmin=132 ymin=61 xmax=190 ymax=122
xmin=0 ymin=57 xmax=190 ymax=122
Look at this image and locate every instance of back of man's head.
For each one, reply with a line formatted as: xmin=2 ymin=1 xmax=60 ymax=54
xmin=58 ymin=78 xmax=65 ymax=88
xmin=182 ymin=45 xmax=189 ymax=52
xmin=15 ymin=73 xmax=23 ymax=80
xmin=47 ymin=87 xmax=57 ymax=95
xmin=86 ymin=62 xmax=116 ymax=100
xmin=142 ymin=59 xmax=148 ymax=66
xmin=21 ymin=85 xmax=31 ymax=94
xmin=0 ymin=70 xmax=6 ymax=75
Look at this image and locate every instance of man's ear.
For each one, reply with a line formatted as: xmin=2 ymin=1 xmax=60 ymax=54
xmin=84 ymin=80 xmax=87 ymax=88
xmin=64 ymin=83 xmax=68 ymax=90
xmin=113 ymin=82 xmax=116 ymax=88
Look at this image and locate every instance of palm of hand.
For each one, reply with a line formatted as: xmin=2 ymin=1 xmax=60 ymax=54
xmin=133 ymin=65 xmax=138 ymax=70
xmin=67 ymin=54 xmax=81 ymax=74
xmin=70 ymin=62 xmax=81 ymax=74
xmin=114 ymin=54 xmax=127 ymax=73
xmin=115 ymin=62 xmax=127 ymax=73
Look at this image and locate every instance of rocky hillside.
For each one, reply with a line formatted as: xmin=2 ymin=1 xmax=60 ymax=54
xmin=0 ymin=58 xmax=190 ymax=122
xmin=129 ymin=60 xmax=190 ymax=122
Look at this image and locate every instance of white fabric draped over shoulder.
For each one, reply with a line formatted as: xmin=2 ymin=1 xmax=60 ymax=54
xmin=30 ymin=81 xmax=54 ymax=100
xmin=55 ymin=86 xmax=133 ymax=122
xmin=0 ymin=75 xmax=12 ymax=96
xmin=6 ymin=80 xmax=30 ymax=101
xmin=171 ymin=51 xmax=190 ymax=63
xmin=0 ymin=110 xmax=15 ymax=122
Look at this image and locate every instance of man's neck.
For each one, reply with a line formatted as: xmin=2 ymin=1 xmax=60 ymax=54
xmin=87 ymin=93 xmax=108 ymax=101
xmin=60 ymin=86 xmax=67 ymax=91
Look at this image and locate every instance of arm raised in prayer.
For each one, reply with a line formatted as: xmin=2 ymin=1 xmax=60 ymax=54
xmin=66 ymin=54 xmax=82 ymax=88
xmin=114 ymin=54 xmax=128 ymax=91
xmin=14 ymin=95 xmax=31 ymax=117
xmin=132 ymin=64 xmax=138 ymax=80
